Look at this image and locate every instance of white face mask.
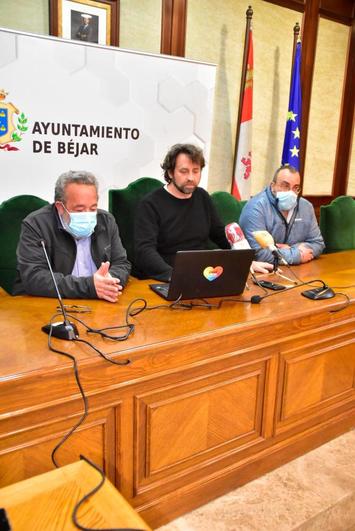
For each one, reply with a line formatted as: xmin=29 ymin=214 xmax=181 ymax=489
xmin=276 ymin=190 xmax=298 ymax=211
xmin=61 ymin=203 xmax=97 ymax=238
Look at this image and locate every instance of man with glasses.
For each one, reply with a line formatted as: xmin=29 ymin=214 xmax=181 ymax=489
xmin=13 ymin=170 xmax=131 ymax=301
xmin=239 ymin=164 xmax=324 ymax=264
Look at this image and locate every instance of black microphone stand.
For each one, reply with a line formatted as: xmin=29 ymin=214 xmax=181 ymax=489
xmin=40 ymin=240 xmax=79 ymax=340
xmin=272 ymin=251 xmax=279 ymax=272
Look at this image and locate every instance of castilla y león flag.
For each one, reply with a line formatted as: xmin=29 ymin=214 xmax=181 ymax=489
xmin=232 ymin=29 xmax=253 ymax=200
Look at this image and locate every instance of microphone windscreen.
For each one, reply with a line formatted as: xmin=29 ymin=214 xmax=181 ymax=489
xmin=252 ymin=230 xmax=275 ymax=249
xmin=225 ymin=223 xmax=251 ymax=250
xmin=251 ymin=295 xmax=262 ymax=304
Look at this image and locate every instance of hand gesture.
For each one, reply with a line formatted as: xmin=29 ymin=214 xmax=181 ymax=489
xmin=94 ymin=261 xmax=122 ymax=302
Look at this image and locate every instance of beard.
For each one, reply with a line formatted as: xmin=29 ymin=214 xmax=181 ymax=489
xmin=171 ymin=177 xmax=197 ymax=195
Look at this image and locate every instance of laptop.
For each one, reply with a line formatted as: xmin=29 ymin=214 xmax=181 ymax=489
xmin=149 ymin=249 xmax=255 ymax=300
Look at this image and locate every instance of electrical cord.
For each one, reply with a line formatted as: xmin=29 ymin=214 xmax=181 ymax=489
xmin=47 ymin=310 xmax=132 ymax=467
xmin=72 ymin=455 xmax=144 ymax=531
xmin=249 ymin=278 xmax=327 ymax=304
xmin=247 ymin=278 xmax=352 ymax=311
xmin=46 ymin=314 xmax=88 ymax=469
xmin=250 ymin=262 xmax=353 ymax=310
xmin=74 ymin=336 xmax=131 ymax=365
xmin=125 ymin=296 xmax=220 ymax=315
xmin=328 ymin=292 xmax=351 ymax=312
xmin=68 ymin=313 xmax=134 ymax=342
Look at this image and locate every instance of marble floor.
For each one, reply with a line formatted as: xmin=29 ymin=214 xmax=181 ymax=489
xmin=157 ymin=429 xmax=355 ymax=531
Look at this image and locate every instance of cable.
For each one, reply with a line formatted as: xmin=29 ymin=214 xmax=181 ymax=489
xmin=329 ymin=292 xmax=351 ymax=312
xmin=69 ymin=314 xmax=134 ymax=342
xmin=46 ymin=314 xmax=88 ymax=468
xmin=248 ymin=278 xmax=329 ymax=304
xmin=47 ymin=311 xmax=131 ymax=467
xmin=74 ymin=337 xmax=131 ymax=365
xmin=72 ymin=455 xmax=144 ymax=531
xmin=248 ymin=278 xmax=353 ymax=310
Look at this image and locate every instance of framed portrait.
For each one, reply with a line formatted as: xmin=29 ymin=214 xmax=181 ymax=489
xmin=49 ymin=0 xmax=119 ymax=46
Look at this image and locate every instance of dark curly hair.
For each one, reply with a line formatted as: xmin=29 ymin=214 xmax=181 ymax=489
xmin=161 ymin=144 xmax=205 ymax=183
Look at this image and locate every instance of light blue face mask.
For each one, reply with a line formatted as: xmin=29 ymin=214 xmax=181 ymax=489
xmin=276 ymin=190 xmax=298 ymax=211
xmin=61 ymin=204 xmax=97 ymax=238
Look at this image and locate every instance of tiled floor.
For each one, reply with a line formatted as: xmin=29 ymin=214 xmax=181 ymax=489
xmin=157 ymin=429 xmax=355 ymax=531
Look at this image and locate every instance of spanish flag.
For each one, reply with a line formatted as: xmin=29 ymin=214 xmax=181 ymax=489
xmin=232 ymin=28 xmax=253 ymax=200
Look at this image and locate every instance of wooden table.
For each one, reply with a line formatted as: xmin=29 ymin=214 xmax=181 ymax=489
xmin=0 ymin=251 xmax=354 ymax=528
xmin=0 ymin=459 xmax=151 ymax=530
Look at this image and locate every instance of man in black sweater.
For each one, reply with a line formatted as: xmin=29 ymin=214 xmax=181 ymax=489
xmin=134 ymin=144 xmax=273 ymax=281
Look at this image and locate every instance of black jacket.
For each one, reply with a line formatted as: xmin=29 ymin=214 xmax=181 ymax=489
xmin=13 ymin=204 xmax=131 ymax=298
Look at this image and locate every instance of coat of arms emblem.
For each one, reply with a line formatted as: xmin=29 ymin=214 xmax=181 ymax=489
xmin=0 ymin=89 xmax=28 ymax=151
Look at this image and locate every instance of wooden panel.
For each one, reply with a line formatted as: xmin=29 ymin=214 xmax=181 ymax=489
xmin=282 ymin=344 xmax=354 ymax=417
xmin=264 ymin=0 xmax=354 ymax=25
xmin=275 ymin=328 xmax=355 ymax=434
xmin=161 ymin=0 xmax=187 ymax=56
xmin=263 ymin=0 xmax=305 ymax=14
xmin=332 ymin=20 xmax=354 ymax=196
xmin=320 ymin=0 xmax=354 ymax=25
xmin=0 ymin=407 xmax=117 ymax=488
xmin=135 ymin=360 xmax=269 ymax=494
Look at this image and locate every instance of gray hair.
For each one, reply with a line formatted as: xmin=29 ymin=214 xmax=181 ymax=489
xmin=272 ymin=164 xmax=298 ymax=183
xmin=54 ymin=170 xmax=99 ymax=202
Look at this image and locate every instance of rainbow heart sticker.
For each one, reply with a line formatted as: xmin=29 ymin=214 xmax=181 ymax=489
xmin=203 ymin=266 xmax=224 ymax=281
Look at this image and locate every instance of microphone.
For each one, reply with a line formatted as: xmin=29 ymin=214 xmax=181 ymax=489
xmin=252 ymin=230 xmax=288 ymax=266
xmin=225 ymin=222 xmax=251 ymax=250
xmin=40 ymin=240 xmax=79 ymax=340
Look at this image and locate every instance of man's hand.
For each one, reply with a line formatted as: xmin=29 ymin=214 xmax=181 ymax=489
xmin=276 ymin=243 xmax=290 ymax=249
xmin=251 ymin=261 xmax=274 ymax=274
xmin=298 ymin=244 xmax=314 ymax=263
xmin=94 ymin=261 xmax=122 ymax=302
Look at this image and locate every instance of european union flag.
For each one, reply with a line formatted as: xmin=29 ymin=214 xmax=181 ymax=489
xmin=281 ymin=41 xmax=302 ymax=170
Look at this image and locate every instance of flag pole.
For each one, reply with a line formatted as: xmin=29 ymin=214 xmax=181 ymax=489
xmin=292 ymin=21 xmax=301 ymax=190
xmin=231 ymin=5 xmax=253 ymax=198
xmin=292 ymin=22 xmax=301 ymax=67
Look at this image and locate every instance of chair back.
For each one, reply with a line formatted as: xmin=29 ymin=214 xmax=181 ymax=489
xmin=109 ymin=177 xmax=162 ymax=263
xmin=210 ymin=191 xmax=247 ymax=225
xmin=0 ymin=194 xmax=49 ymax=294
xmin=320 ymin=195 xmax=355 ymax=252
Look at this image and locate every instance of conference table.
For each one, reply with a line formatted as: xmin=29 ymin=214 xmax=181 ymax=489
xmin=0 ymin=251 xmax=354 ymax=528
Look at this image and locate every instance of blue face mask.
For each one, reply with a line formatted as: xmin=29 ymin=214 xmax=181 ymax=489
xmin=61 ymin=204 xmax=97 ymax=238
xmin=276 ymin=190 xmax=298 ymax=211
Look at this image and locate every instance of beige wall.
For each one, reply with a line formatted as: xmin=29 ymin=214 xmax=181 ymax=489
xmin=303 ymin=18 xmax=350 ymax=195
xmin=0 ymin=0 xmax=353 ymax=197
xmin=186 ymin=0 xmax=298 ymax=194
xmin=0 ymin=0 xmax=48 ymax=35
xmin=119 ymin=0 xmax=161 ymax=54
xmin=186 ymin=0 xmax=353 ymax=197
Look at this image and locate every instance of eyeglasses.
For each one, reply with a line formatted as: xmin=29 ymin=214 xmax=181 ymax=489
xmin=275 ymin=180 xmax=301 ymax=194
xmin=57 ymin=304 xmax=92 ymax=313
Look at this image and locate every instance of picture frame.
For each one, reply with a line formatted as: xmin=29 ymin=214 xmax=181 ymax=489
xmin=49 ymin=0 xmax=119 ymax=46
